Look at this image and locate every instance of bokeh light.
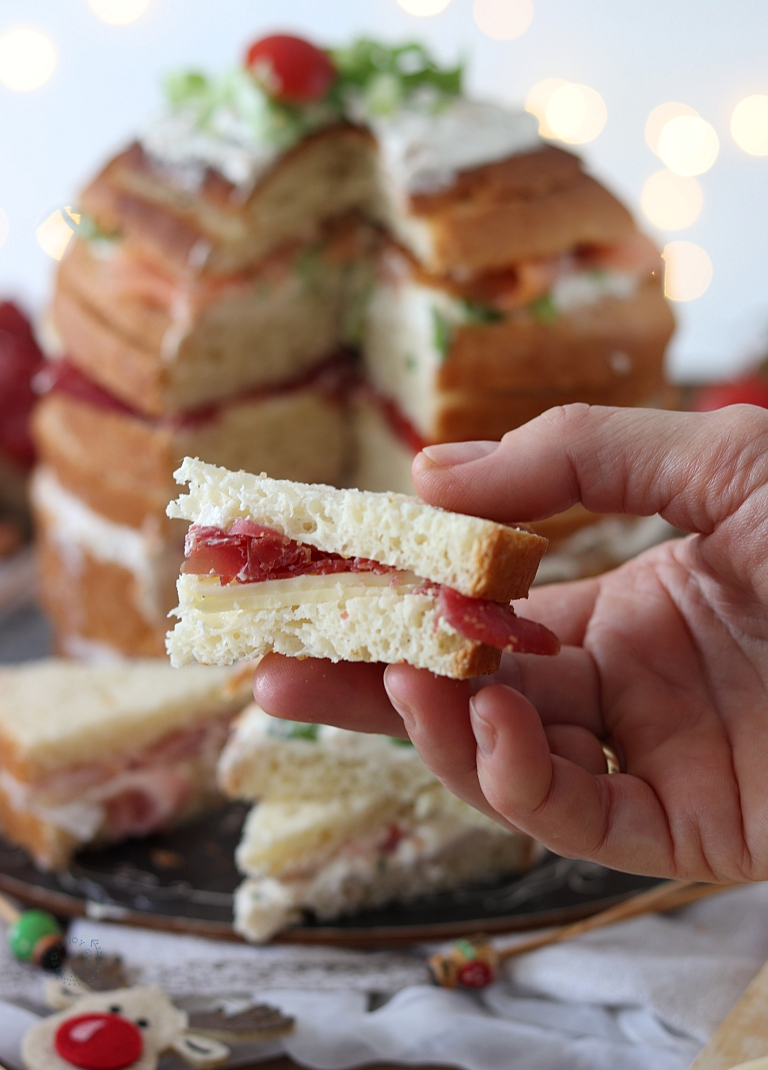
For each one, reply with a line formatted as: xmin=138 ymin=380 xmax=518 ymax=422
xmin=88 ymin=0 xmax=151 ymax=24
xmin=645 ymin=102 xmax=698 ymax=156
xmin=36 ymin=207 xmax=79 ymax=261
xmin=641 ymin=170 xmax=703 ymax=231
xmin=731 ymin=94 xmax=768 ymax=156
xmin=0 ymin=28 xmax=56 ymax=92
xmin=395 ymin=0 xmax=451 ymax=15
xmin=0 ymin=208 xmax=8 ymax=252
xmin=525 ymin=78 xmax=568 ymax=137
xmin=662 ymin=241 xmax=712 ymax=302
xmin=657 ymin=115 xmax=719 ymax=176
xmin=545 ymin=83 xmax=607 ymax=144
xmin=473 ymin=0 xmax=534 ymax=40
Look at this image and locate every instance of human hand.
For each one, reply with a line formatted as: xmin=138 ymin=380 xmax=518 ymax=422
xmin=254 ymin=404 xmax=768 ymax=883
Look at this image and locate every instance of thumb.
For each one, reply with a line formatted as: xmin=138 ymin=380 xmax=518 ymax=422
xmin=412 ymin=404 xmax=768 ymax=536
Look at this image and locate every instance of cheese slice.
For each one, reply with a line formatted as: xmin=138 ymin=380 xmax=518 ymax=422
xmin=176 ymin=571 xmax=427 ymax=613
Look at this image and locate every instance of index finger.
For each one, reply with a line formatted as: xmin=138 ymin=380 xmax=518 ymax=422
xmin=412 ymin=404 xmax=768 ymax=536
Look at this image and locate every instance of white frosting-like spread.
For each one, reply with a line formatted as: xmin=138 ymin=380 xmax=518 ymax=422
xmin=141 ymin=106 xmax=281 ymax=189
xmin=141 ymin=85 xmax=541 ymax=195
xmin=31 ymin=466 xmax=182 ymax=621
xmin=371 ymin=99 xmax=541 ymax=194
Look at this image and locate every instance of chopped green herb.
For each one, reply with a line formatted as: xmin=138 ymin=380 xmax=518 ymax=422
xmin=529 ymin=293 xmax=558 ymax=325
xmin=389 ymin=736 xmax=415 ymax=747
xmin=267 ymin=719 xmax=320 ymax=742
xmin=432 ymin=307 xmax=453 ymax=361
xmin=460 ymin=299 xmax=504 ymax=325
xmin=294 ymin=242 xmax=324 ymax=291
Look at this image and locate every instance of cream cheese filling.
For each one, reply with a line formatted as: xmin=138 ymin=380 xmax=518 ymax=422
xmin=31 ymin=467 xmax=182 ymax=621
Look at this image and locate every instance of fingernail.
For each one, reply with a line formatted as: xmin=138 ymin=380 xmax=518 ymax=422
xmin=384 ymin=670 xmax=415 ymax=731
xmin=421 ymin=440 xmax=499 ymax=466
xmin=469 ymin=696 xmax=497 ymax=757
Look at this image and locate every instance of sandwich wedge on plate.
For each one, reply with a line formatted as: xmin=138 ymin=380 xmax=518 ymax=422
xmin=166 ymin=457 xmax=558 ymax=679
xmin=219 ymin=704 xmax=542 ymax=941
xmin=0 ymin=658 xmax=252 ymax=869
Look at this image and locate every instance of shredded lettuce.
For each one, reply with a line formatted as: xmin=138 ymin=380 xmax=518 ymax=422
xmin=330 ymin=39 xmax=463 ymax=116
xmin=159 ymin=38 xmax=464 ymax=149
xmin=161 ymin=65 xmax=342 ymax=151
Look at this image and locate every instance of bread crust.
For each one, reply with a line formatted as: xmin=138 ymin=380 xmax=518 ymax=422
xmin=35 ymin=530 xmax=172 ymax=658
xmin=430 ymin=380 xmax=674 ymax=443
xmin=0 ymin=780 xmax=77 ymax=870
xmin=53 ymin=285 xmax=173 ymax=416
xmin=32 ymin=387 xmax=350 ymax=530
xmin=441 ymin=280 xmax=674 ymax=392
xmin=401 ymin=156 xmax=636 ymax=276
xmin=54 ymin=254 xmax=362 ymax=416
xmin=80 ymin=126 xmax=379 ymax=276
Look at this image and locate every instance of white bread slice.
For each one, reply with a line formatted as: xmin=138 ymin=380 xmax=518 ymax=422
xmin=167 ymin=572 xmax=501 ymax=678
xmin=167 ymin=458 xmax=547 ymax=603
xmin=0 ymin=658 xmax=253 ymax=869
xmin=219 ymin=703 xmax=435 ymax=803
xmin=233 ymin=822 xmax=537 ymax=941
xmin=0 ymin=659 xmax=251 ymax=782
xmin=219 ymin=707 xmax=539 ymax=940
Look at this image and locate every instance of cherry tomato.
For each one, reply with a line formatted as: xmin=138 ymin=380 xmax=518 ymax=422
xmin=245 ymin=34 xmax=336 ymax=103
xmin=693 ymin=376 xmax=768 ymax=412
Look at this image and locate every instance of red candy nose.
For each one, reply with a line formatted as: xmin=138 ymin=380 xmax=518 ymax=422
xmin=54 ymin=1013 xmax=143 ymax=1070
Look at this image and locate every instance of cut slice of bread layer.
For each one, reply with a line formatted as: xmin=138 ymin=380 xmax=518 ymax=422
xmin=167 ymin=573 xmax=501 ymax=678
xmin=168 ymin=458 xmax=547 ymax=603
xmin=217 ymin=706 xmax=539 ymax=941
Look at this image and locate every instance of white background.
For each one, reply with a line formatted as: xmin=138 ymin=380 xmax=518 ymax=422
xmin=0 ymin=0 xmax=766 ymax=381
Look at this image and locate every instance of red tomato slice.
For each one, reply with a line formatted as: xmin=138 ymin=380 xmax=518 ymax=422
xmin=245 ymin=34 xmax=336 ymax=103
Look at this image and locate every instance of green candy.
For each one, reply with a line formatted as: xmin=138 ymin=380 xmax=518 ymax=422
xmin=8 ymin=909 xmax=62 ymax=962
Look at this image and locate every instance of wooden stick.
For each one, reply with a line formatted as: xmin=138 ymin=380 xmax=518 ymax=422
xmin=429 ymin=879 xmax=742 ymax=987
xmin=689 ymin=955 xmax=768 ymax=1069
xmin=496 ymin=879 xmax=738 ymax=963
xmin=0 ymin=891 xmax=21 ymax=926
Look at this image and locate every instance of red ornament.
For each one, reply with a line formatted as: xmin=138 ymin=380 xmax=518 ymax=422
xmin=245 ymin=34 xmax=336 ymax=103
xmin=457 ymin=960 xmax=495 ymax=988
xmin=54 ymin=1013 xmax=143 ymax=1070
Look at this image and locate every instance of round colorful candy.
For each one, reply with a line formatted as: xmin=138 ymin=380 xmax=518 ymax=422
xmin=7 ymin=908 xmax=63 ymax=962
xmin=54 ymin=1013 xmax=143 ymax=1070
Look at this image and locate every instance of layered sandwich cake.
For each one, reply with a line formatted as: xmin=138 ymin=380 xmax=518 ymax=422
xmin=218 ymin=704 xmax=541 ymax=941
xmin=33 ymin=35 xmax=675 ymax=658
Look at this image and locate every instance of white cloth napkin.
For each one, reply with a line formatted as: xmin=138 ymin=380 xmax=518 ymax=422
xmin=2 ymin=882 xmax=767 ymax=1070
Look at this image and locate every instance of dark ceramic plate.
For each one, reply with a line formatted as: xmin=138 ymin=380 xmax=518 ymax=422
xmin=0 ymin=803 xmax=659 ymax=947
